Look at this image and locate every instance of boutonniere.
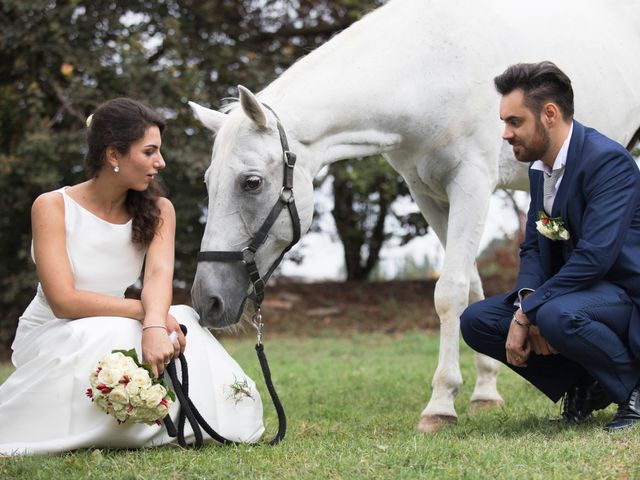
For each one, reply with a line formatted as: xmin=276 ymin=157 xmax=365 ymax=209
xmin=536 ymin=211 xmax=570 ymax=241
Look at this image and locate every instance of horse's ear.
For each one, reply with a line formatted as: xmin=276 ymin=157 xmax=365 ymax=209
xmin=238 ymin=85 xmax=268 ymax=128
xmin=188 ymin=101 xmax=225 ymax=133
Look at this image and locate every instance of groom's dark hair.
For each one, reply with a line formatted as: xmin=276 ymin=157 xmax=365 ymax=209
xmin=494 ymin=61 xmax=574 ymax=120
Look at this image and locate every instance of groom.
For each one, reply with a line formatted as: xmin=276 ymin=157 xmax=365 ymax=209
xmin=461 ymin=61 xmax=640 ymax=431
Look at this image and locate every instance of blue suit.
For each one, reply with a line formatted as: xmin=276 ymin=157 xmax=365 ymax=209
xmin=462 ymin=121 xmax=640 ymax=403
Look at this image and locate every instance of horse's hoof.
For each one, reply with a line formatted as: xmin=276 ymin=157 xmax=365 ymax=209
xmin=468 ymin=399 xmax=504 ymax=413
xmin=417 ymin=414 xmax=457 ymax=433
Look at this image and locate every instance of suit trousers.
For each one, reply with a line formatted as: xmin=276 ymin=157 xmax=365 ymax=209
xmin=461 ymin=281 xmax=640 ymax=403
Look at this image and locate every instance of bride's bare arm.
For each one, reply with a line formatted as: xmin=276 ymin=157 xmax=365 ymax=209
xmin=139 ymin=197 xmax=185 ymax=377
xmin=139 ymin=197 xmax=175 ymax=326
xmin=31 ymin=192 xmax=145 ymax=320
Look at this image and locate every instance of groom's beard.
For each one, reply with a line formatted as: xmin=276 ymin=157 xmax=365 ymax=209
xmin=510 ymin=119 xmax=551 ymax=164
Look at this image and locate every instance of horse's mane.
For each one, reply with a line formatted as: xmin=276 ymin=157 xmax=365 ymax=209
xmin=219 ymin=97 xmax=239 ymax=114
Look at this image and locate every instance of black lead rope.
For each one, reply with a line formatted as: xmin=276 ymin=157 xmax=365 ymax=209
xmin=162 ymin=324 xmax=286 ymax=448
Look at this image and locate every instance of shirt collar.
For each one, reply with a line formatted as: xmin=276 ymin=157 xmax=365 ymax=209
xmin=530 ymin=122 xmax=574 ymax=174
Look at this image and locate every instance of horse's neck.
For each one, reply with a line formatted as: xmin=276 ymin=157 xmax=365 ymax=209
xmin=259 ymin=2 xmax=419 ymax=177
xmin=261 ymin=82 xmax=404 ymax=179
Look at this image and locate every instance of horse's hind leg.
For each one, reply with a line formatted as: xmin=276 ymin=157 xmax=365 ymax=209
xmin=468 ymin=265 xmax=504 ymax=412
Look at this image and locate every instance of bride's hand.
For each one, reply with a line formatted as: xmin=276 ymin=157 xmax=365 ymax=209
xmin=166 ymin=313 xmax=187 ymax=358
xmin=141 ymin=327 xmax=174 ymax=379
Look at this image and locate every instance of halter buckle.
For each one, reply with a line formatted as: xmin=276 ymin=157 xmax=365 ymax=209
xmin=252 ymin=277 xmax=265 ymax=294
xmin=241 ymin=247 xmax=256 ymax=264
xmin=283 ymin=150 xmax=296 ymax=168
xmin=279 ymin=186 xmax=294 ymax=204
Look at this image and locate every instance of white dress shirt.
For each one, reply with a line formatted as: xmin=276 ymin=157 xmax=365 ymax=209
xmin=529 ymin=122 xmax=574 ymax=207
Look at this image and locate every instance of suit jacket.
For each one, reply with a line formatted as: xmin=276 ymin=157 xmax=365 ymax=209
xmin=507 ymin=121 xmax=640 ymax=333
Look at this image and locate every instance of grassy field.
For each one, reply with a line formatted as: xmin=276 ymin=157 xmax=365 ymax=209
xmin=1 ymin=330 xmax=638 ymax=479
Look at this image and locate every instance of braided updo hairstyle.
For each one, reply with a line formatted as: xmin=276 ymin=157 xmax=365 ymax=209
xmin=85 ymin=98 xmax=166 ymax=246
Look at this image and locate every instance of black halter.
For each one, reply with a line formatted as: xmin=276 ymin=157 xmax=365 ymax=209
xmin=197 ymin=104 xmax=301 ymax=312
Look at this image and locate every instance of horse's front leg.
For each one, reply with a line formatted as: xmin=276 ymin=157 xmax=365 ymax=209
xmin=413 ymin=168 xmax=494 ymax=432
xmin=468 ymin=264 xmax=504 ymax=411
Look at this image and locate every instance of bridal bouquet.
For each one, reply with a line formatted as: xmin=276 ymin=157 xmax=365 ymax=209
xmin=87 ymin=350 xmax=175 ymax=425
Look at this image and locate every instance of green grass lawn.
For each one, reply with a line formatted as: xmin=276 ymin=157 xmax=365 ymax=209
xmin=1 ymin=330 xmax=638 ymax=479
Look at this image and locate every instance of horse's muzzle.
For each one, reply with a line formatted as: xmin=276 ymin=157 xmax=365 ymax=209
xmin=191 ymin=262 xmax=250 ymax=328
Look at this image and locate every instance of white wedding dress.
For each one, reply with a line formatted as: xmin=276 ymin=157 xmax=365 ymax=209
xmin=0 ymin=188 xmax=264 ymax=455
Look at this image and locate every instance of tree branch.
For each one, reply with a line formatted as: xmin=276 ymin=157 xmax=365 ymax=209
xmin=38 ymin=76 xmax=86 ymax=126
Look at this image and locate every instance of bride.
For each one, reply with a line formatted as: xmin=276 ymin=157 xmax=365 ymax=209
xmin=0 ymin=98 xmax=264 ymax=455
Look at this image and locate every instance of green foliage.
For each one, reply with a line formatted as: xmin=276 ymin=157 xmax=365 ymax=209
xmin=1 ymin=332 xmax=638 ymax=478
xmin=397 ymin=254 xmax=435 ymax=280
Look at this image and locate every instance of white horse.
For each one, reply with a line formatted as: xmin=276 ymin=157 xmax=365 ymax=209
xmin=188 ymin=0 xmax=640 ymax=432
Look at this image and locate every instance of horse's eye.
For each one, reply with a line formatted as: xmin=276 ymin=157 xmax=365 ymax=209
xmin=243 ymin=175 xmax=263 ymax=191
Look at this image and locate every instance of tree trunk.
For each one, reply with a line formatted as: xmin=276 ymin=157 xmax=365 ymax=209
xmin=330 ymin=162 xmax=389 ymax=281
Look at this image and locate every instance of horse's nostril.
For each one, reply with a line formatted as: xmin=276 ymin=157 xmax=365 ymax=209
xmin=209 ymin=296 xmax=223 ymax=314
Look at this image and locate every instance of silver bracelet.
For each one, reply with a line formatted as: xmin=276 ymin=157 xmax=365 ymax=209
xmin=142 ymin=324 xmax=168 ymax=332
xmin=512 ymin=313 xmax=531 ymax=329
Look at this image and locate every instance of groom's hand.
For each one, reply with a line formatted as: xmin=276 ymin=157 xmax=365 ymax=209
xmin=506 ymin=309 xmax=531 ymax=367
xmin=528 ymin=325 xmax=558 ymax=356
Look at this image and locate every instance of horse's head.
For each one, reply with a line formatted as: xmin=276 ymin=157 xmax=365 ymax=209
xmin=189 ymin=86 xmax=315 ymax=328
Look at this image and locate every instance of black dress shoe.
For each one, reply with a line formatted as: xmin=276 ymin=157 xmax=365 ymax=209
xmin=605 ymin=385 xmax=640 ymax=432
xmin=562 ymin=379 xmax=612 ymax=424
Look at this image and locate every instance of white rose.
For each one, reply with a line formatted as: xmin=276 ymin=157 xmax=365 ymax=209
xmin=108 ymin=385 xmax=129 ymax=406
xmin=155 ymin=403 xmax=170 ymax=419
xmin=125 ymin=381 xmax=140 ymax=396
xmin=129 ymin=393 xmax=146 ymax=408
xmin=142 ymin=410 xmax=159 ymax=423
xmin=123 ymin=358 xmax=138 ymax=376
xmin=131 ymin=368 xmax=153 ymax=389
xmin=113 ymin=355 xmax=137 ymax=375
xmin=130 ymin=407 xmax=154 ymax=423
xmin=98 ymin=353 xmax=112 ymax=365
xmin=114 ymin=408 xmax=129 ymax=422
xmin=97 ymin=367 xmax=124 ymax=388
xmin=107 ymin=352 xmax=126 ymax=364
xmin=95 ymin=396 xmax=109 ymax=410
xmin=140 ymin=384 xmax=167 ymax=408
xmin=127 ymin=407 xmax=143 ymax=421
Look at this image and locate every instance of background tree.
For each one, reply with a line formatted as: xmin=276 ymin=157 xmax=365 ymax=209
xmin=0 ymin=0 xmax=433 ymax=346
xmin=330 ymin=156 xmax=428 ymax=280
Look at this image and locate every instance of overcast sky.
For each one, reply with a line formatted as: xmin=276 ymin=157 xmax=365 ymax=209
xmin=280 ymin=184 xmax=530 ymax=281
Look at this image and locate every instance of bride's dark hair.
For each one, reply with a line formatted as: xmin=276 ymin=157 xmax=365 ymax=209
xmin=85 ymin=98 xmax=166 ymax=246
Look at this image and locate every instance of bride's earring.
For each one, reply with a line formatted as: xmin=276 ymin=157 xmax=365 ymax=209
xmin=114 ymin=165 xmax=120 ymax=173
